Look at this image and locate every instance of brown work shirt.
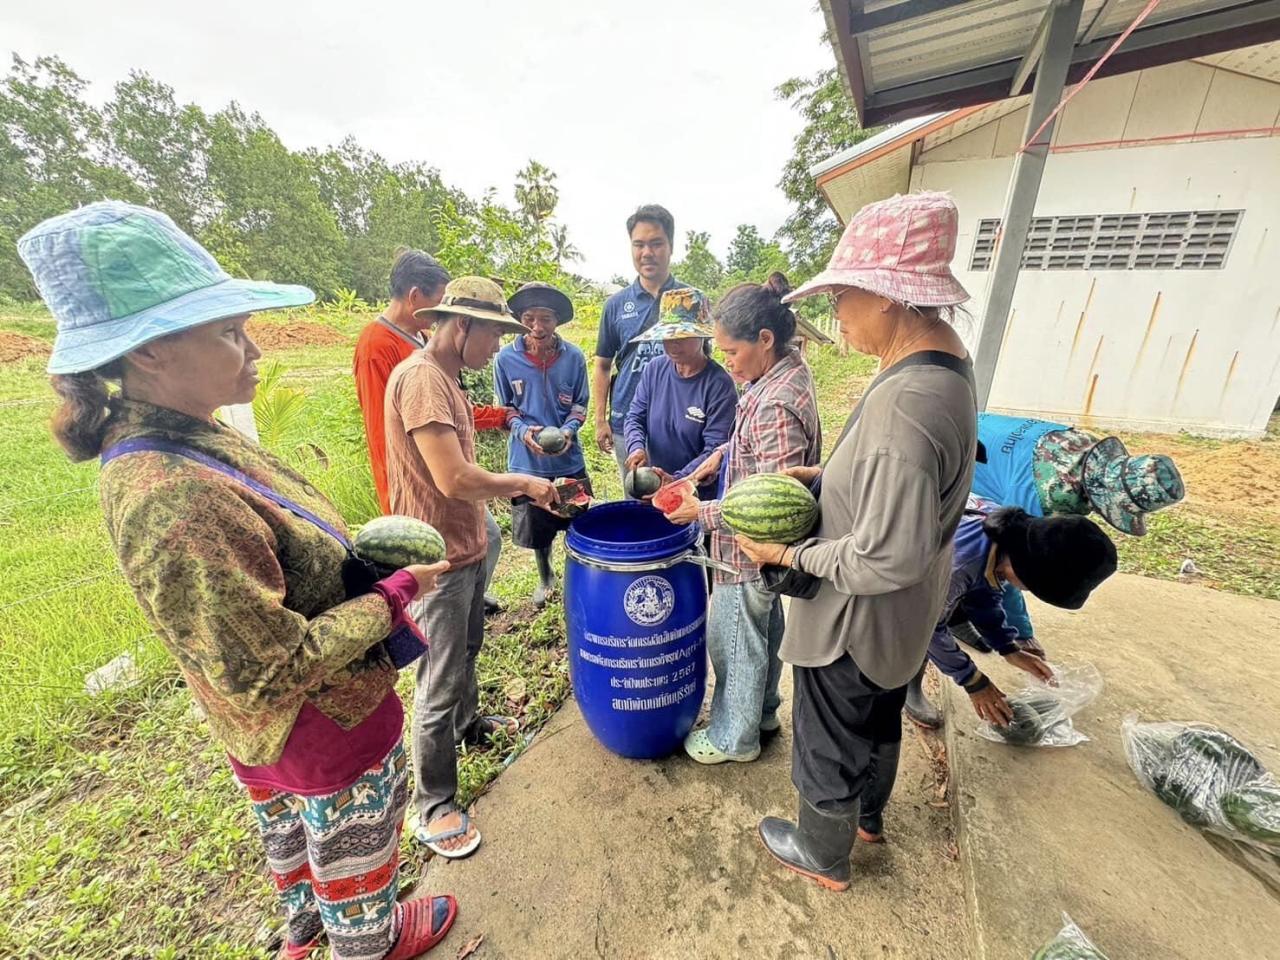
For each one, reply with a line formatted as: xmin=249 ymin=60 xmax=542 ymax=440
xmin=384 ymin=351 xmax=486 ymax=568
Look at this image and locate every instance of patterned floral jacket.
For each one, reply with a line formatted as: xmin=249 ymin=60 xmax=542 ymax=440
xmin=99 ymin=400 xmax=398 ymax=765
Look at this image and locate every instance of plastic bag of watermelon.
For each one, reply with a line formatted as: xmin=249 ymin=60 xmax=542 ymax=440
xmin=1031 ymin=913 xmax=1109 ymax=959
xmin=1122 ymin=717 xmax=1279 ymax=851
xmin=975 ymin=662 xmax=1103 ymax=748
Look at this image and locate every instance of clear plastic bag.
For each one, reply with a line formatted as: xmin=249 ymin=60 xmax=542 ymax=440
xmin=1122 ymin=716 xmax=1277 ymax=848
xmin=975 ymin=662 xmax=1103 ymax=748
xmin=1031 ymin=913 xmax=1109 ymax=959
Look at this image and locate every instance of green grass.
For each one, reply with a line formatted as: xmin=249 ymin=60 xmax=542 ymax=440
xmin=0 ymin=301 xmax=1273 ymax=956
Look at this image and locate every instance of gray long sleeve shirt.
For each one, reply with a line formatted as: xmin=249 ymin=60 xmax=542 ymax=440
xmin=780 ymin=358 xmax=978 ymax=688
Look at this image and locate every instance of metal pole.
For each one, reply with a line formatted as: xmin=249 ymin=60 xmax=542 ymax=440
xmin=973 ymin=0 xmax=1084 ymax=409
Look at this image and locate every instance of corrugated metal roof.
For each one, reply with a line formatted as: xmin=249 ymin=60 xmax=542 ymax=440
xmin=823 ymin=0 xmax=1280 ymax=125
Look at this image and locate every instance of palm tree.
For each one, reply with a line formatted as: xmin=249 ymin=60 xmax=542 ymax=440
xmin=514 ymin=160 xmax=558 ymax=233
xmin=550 ymin=223 xmax=581 ymax=266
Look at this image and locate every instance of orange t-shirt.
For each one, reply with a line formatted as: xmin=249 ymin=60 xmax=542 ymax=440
xmin=384 ymin=351 xmax=486 ymax=569
xmin=354 ymin=318 xmax=508 ymax=514
xmin=354 ymin=319 xmax=424 ymax=514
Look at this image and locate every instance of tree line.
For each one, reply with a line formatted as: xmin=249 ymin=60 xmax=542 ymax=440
xmin=1 ymin=53 xmax=875 ymax=306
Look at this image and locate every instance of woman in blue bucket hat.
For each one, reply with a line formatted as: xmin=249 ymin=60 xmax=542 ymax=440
xmin=21 ymin=201 xmax=458 ymax=960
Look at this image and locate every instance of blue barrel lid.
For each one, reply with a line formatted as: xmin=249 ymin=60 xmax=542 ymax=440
xmin=566 ymin=501 xmax=701 ymax=564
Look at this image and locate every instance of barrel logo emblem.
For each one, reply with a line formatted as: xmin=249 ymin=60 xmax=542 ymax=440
xmin=623 ymin=575 xmax=675 ymax=626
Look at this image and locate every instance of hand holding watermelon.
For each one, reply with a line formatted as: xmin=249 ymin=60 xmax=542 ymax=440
xmin=662 ymin=484 xmax=701 ymax=525
xmin=736 ymin=535 xmax=789 ymax=567
xmin=404 ymin=561 xmax=451 ymax=600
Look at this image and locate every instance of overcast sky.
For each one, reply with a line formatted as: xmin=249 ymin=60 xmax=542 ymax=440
xmin=3 ymin=0 xmax=834 ymax=283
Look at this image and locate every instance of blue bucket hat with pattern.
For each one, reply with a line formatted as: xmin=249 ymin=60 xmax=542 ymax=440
xmin=19 ymin=201 xmax=315 ymax=375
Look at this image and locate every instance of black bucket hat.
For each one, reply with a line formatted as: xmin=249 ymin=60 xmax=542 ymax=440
xmin=983 ymin=508 xmax=1117 ymax=610
xmin=508 ymin=281 xmax=574 ymax=324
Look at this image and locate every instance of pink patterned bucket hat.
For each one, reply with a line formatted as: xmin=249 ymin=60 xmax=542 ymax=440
xmin=784 ymin=191 xmax=969 ymax=308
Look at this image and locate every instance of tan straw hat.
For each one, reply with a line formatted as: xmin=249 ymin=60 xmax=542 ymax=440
xmin=414 ymin=276 xmax=525 ymax=336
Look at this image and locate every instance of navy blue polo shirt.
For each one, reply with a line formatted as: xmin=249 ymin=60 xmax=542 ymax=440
xmin=595 ymin=275 xmax=686 ymax=432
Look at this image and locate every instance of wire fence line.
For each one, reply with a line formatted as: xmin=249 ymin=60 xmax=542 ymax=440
xmin=0 ymin=482 xmax=99 ymax=514
xmin=0 ymin=571 xmax=118 ymax=613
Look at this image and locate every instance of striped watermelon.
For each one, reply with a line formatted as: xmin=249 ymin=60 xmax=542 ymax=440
xmin=721 ymin=473 xmax=818 ymax=543
xmin=354 ymin=515 xmax=446 ymax=570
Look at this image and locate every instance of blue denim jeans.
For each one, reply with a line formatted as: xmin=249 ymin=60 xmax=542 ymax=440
xmin=706 ymin=579 xmax=785 ymax=757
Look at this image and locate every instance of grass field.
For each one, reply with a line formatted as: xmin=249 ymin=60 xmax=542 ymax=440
xmin=0 ymin=301 xmax=1275 ymax=957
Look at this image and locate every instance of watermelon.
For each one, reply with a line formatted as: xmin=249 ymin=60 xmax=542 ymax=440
xmin=354 ymin=515 xmax=446 ymax=571
xmin=1152 ymin=729 xmax=1265 ymax=826
xmin=1221 ymin=781 xmax=1280 ymax=846
xmin=994 ymin=696 xmax=1050 ymax=746
xmin=552 ymin=477 xmax=592 ymax=519
xmin=720 ymin=473 xmax=819 ymax=543
xmin=1032 ymin=939 xmax=1108 ymax=960
xmin=624 ymin=467 xmax=662 ymax=499
xmin=537 ymin=427 xmax=570 ymax=454
xmin=653 ymin=479 xmax=695 ymax=514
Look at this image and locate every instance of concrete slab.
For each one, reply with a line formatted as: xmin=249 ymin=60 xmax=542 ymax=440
xmin=942 ymin=573 xmax=1280 ymax=960
xmin=415 ymin=668 xmax=968 ymax=960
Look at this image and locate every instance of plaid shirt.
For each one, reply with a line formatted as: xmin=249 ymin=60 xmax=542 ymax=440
xmin=698 ymin=350 xmax=822 ymax=584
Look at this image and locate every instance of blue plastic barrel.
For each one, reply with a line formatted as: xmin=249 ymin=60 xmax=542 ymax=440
xmin=564 ymin=501 xmax=708 ymax=759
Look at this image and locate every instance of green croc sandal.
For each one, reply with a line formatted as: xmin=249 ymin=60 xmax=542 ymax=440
xmin=683 ymin=729 xmax=761 ymax=765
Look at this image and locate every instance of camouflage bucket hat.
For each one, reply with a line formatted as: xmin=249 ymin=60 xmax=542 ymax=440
xmin=631 ymin=287 xmax=714 ymax=343
xmin=1083 ymin=438 xmax=1185 ymax=535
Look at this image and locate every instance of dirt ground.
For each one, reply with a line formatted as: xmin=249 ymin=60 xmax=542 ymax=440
xmin=1132 ymin=433 xmax=1280 ymax=516
xmin=0 ymin=331 xmax=49 ymax=364
xmin=244 ymin=319 xmax=349 ymax=350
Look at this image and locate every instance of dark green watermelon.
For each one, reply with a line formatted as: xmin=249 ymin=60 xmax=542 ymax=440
xmin=1221 ymin=781 xmax=1280 ymax=846
xmin=624 ymin=467 xmax=662 ymax=498
xmin=537 ymin=427 xmax=569 ymax=454
xmin=1152 ymin=728 xmax=1264 ymax=826
xmin=1032 ymin=939 xmax=1108 ymax=960
xmin=353 ymin=515 xmax=446 ymax=571
xmin=993 ymin=694 xmax=1061 ymax=746
xmin=995 ymin=700 xmax=1047 ymax=745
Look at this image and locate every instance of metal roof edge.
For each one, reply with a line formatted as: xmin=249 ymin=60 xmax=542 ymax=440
xmin=809 ymin=105 xmax=991 ymax=183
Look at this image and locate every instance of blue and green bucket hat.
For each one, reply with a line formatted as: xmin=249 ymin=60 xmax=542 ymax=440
xmin=1037 ymin=429 xmax=1185 ymax=535
xmin=19 ymin=201 xmax=314 ymax=375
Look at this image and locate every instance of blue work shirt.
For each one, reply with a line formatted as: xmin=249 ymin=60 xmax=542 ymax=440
xmin=595 ymin=275 xmax=686 ymax=432
xmin=971 ymin=412 xmax=1066 ymax=516
xmin=494 ymin=335 xmax=589 ymax=479
xmin=622 ymin=355 xmax=738 ymax=499
xmin=928 ymin=499 xmax=1022 ymax=687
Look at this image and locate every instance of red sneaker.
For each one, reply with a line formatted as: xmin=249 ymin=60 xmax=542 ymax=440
xmin=384 ymin=895 xmax=458 ymax=960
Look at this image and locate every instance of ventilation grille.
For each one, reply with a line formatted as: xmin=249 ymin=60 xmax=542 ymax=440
xmin=970 ymin=209 xmax=1242 ymax=271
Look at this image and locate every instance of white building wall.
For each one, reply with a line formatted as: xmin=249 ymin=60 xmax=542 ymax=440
xmin=906 ymin=64 xmax=1280 ymax=438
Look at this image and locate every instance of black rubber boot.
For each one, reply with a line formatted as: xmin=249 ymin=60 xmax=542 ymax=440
xmin=531 ymin=547 xmax=557 ymax=608
xmin=758 ymin=798 xmax=856 ymax=891
xmin=904 ymin=664 xmax=943 ymax=730
xmin=950 ymin=618 xmax=992 ymax=653
xmin=857 ymin=741 xmax=901 ymax=842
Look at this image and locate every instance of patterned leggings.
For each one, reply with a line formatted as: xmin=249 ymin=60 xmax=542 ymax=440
xmin=245 ymin=742 xmax=409 ymax=960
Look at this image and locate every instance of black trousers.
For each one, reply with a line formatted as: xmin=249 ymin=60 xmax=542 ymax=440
xmin=791 ymin=653 xmax=909 ymax=816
